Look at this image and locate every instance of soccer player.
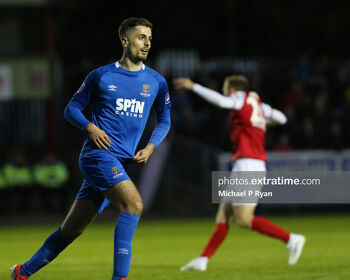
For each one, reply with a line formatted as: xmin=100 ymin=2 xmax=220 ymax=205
xmin=11 ymin=18 xmax=171 ymax=280
xmin=173 ymin=76 xmax=305 ymax=271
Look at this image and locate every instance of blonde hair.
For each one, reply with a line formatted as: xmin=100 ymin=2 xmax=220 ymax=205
xmin=222 ymin=75 xmax=249 ymax=95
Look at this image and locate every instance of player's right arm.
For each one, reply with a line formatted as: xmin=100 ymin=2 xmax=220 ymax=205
xmin=64 ymin=70 xmax=111 ymax=150
xmin=173 ymin=78 xmax=243 ymax=110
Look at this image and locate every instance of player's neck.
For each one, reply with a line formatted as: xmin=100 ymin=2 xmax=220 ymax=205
xmin=118 ymin=56 xmax=143 ymax=71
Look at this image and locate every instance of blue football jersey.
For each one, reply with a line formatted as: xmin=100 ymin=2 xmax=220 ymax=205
xmin=68 ymin=61 xmax=171 ymax=159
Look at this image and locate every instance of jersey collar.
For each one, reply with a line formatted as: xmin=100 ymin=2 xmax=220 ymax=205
xmin=115 ymin=61 xmax=145 ymax=71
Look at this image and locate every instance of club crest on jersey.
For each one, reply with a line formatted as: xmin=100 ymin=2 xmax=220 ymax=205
xmin=108 ymin=85 xmax=117 ymax=91
xmin=140 ymin=84 xmax=150 ymax=97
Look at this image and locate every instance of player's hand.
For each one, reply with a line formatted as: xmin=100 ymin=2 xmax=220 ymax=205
xmin=133 ymin=143 xmax=155 ymax=164
xmin=173 ymin=78 xmax=195 ymax=91
xmin=86 ymin=123 xmax=111 ymax=150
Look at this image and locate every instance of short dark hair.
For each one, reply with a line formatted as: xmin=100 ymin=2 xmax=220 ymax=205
xmin=118 ymin=18 xmax=153 ymax=40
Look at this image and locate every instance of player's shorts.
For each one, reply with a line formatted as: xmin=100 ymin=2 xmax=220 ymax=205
xmin=76 ymin=150 xmax=132 ymax=214
xmin=231 ymin=158 xmax=266 ymax=206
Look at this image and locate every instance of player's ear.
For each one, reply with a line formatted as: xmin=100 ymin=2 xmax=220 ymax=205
xmin=121 ymin=36 xmax=128 ymax=48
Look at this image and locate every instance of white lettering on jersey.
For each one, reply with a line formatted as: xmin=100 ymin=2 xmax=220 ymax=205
xmin=115 ymin=98 xmax=144 ymax=118
xmin=246 ymin=92 xmax=266 ymax=131
xmin=134 ymin=101 xmax=145 ymax=113
xmin=123 ymin=99 xmax=132 ymax=111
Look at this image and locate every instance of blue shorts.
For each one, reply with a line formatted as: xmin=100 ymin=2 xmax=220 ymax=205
xmin=76 ymin=150 xmax=132 ymax=214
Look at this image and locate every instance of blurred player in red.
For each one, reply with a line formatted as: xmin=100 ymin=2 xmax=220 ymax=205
xmin=173 ymin=75 xmax=306 ymax=271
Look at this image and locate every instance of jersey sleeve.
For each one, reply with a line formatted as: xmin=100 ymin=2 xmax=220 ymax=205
xmin=262 ymin=102 xmax=287 ymax=125
xmin=153 ymin=77 xmax=171 ymax=114
xmin=148 ymin=77 xmax=172 ymax=149
xmin=148 ymin=108 xmax=171 ymax=149
xmin=192 ymin=84 xmax=246 ymax=110
xmin=262 ymin=103 xmax=273 ymax=119
xmin=69 ymin=70 xmax=98 ymax=110
xmin=64 ymin=70 xmax=98 ymax=131
xmin=230 ymin=91 xmax=246 ymax=110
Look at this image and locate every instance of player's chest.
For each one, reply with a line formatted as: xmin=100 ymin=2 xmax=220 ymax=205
xmin=97 ymin=76 xmax=158 ymax=104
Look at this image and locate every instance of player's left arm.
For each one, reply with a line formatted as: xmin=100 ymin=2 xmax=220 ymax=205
xmin=133 ymin=79 xmax=171 ymax=164
xmin=262 ymin=103 xmax=287 ymax=126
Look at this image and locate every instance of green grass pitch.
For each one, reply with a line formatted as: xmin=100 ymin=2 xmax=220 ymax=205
xmin=1 ymin=214 xmax=349 ymax=280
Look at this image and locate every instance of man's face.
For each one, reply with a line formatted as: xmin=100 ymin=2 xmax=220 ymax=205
xmin=123 ymin=25 xmax=152 ymax=62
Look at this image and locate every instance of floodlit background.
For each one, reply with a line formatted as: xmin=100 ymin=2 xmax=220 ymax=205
xmin=0 ymin=1 xmax=350 ymax=279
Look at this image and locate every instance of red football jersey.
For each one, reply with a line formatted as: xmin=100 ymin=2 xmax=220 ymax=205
xmin=229 ymin=91 xmax=267 ymax=161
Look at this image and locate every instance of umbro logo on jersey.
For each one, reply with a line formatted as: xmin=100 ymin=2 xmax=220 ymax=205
xmin=108 ymin=85 xmax=117 ymax=91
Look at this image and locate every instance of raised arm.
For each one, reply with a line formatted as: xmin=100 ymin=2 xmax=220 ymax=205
xmin=191 ymin=84 xmax=235 ymax=109
xmin=173 ymin=78 xmax=244 ymax=110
